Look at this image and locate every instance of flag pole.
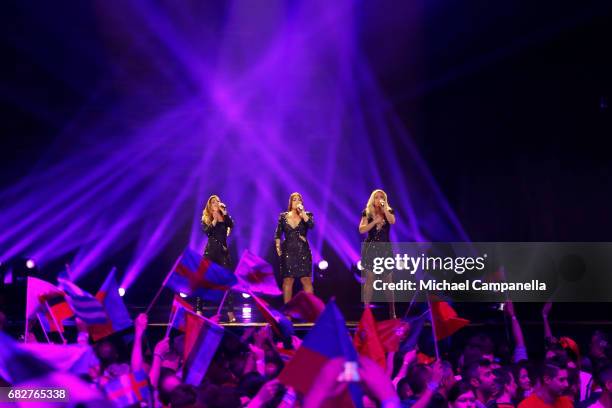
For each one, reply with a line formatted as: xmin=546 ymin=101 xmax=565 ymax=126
xmin=165 ymin=309 xmax=178 ymax=338
xmin=216 ymin=289 xmax=231 ymax=317
xmin=403 ymin=290 xmax=419 ymax=319
xmin=426 ymin=295 xmax=441 ymax=360
xmin=146 ymin=253 xmax=183 ymax=314
xmin=44 ymin=301 xmax=67 ymax=344
xmin=36 ymin=314 xmax=52 ymax=344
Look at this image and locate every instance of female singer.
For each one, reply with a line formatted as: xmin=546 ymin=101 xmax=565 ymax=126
xmin=275 ymin=192 xmax=315 ymax=304
xmin=201 ymin=194 xmax=236 ymax=322
xmin=359 ymin=189 xmax=397 ymax=319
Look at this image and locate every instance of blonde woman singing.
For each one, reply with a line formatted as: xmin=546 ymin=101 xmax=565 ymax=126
xmin=359 ymin=189 xmax=397 ymax=318
xmin=201 ymin=194 xmax=236 ymax=322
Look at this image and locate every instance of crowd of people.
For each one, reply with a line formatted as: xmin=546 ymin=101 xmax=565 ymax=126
xmin=1 ymin=299 xmax=610 ymax=408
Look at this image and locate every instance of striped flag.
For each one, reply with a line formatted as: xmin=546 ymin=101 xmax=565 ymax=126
xmin=183 ymin=310 xmax=224 ymax=386
xmin=58 ymin=278 xmax=107 ymax=324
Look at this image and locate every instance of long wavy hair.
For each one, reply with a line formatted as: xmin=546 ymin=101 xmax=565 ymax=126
xmin=364 ymin=189 xmax=392 ymax=218
xmin=287 ymin=192 xmax=304 ymax=212
xmin=201 ymin=195 xmax=220 ymax=226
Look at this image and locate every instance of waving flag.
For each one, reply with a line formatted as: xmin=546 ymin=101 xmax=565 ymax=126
xmin=183 ymin=310 xmax=224 ymax=386
xmin=429 ymin=298 xmax=469 ymax=341
xmin=283 ymin=291 xmax=325 ymax=322
xmin=167 ymin=295 xmax=193 ymax=334
xmin=165 ymin=248 xmax=237 ymax=301
xmin=89 ymin=268 xmax=133 ymax=341
xmin=354 ymin=307 xmax=386 ymax=367
xmin=251 ymin=292 xmax=294 ymax=341
xmin=399 ymin=311 xmax=428 ymax=353
xmin=279 ymin=300 xmax=363 ymax=408
xmin=26 ymin=277 xmax=73 ymax=335
xmin=26 ymin=277 xmax=70 ymax=319
xmin=234 ymin=249 xmax=281 ymax=296
xmin=376 ymin=318 xmax=410 ymax=353
xmin=103 ymin=369 xmax=152 ymax=407
xmin=37 ymin=294 xmax=73 ymax=333
xmin=0 ymin=330 xmax=54 ymax=383
xmin=0 ymin=332 xmax=105 ymax=405
xmin=58 ymin=278 xmax=107 ymax=324
xmin=20 ymin=343 xmax=98 ymax=376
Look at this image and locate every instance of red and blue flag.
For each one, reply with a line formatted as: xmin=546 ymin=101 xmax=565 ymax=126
xmin=166 ymin=295 xmax=193 ymax=335
xmin=251 ymin=292 xmax=294 ymax=341
xmin=182 ymin=310 xmax=224 ymax=386
xmin=278 ymin=300 xmax=364 ymax=408
xmin=90 ymin=268 xmax=133 ymax=342
xmin=103 ymin=369 xmax=152 ymax=407
xmin=165 ymin=248 xmax=237 ymax=301
xmin=234 ymin=249 xmax=281 ymax=296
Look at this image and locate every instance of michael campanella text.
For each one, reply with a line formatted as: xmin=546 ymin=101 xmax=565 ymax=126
xmin=372 ymin=279 xmax=547 ymax=292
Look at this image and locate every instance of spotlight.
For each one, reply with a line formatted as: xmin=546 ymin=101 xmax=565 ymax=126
xmin=179 ymin=292 xmax=188 ymax=298
xmin=318 ymin=260 xmax=328 ymax=270
xmin=25 ymin=259 xmax=36 ymax=269
xmin=241 ymin=293 xmax=251 ymax=299
xmin=357 ymin=260 xmax=363 ymax=271
xmin=117 ymin=287 xmax=126 ymax=297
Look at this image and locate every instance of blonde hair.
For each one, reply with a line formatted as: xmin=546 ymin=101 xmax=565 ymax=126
xmin=201 ymin=195 xmax=220 ymax=226
xmin=364 ymin=189 xmax=392 ymax=218
xmin=287 ymin=192 xmax=304 ymax=212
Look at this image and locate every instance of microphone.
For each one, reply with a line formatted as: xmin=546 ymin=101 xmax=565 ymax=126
xmin=297 ymin=204 xmax=304 ymax=212
xmin=219 ymin=203 xmax=227 ymax=212
xmin=380 ymin=200 xmax=385 ymax=207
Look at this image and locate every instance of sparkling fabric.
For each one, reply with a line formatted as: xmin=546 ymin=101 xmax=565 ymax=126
xmin=275 ymin=211 xmax=314 ymax=278
xmin=202 ymin=215 xmax=234 ymax=267
xmin=361 ymin=208 xmax=394 ymax=273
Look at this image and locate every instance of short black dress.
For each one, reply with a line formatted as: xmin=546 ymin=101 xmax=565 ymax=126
xmin=361 ymin=208 xmax=394 ymax=273
xmin=202 ymin=215 xmax=234 ymax=267
xmin=275 ymin=212 xmax=314 ymax=278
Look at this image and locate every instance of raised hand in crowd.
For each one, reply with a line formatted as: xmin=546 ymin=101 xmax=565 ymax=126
xmin=247 ymin=378 xmax=283 ymax=407
xmin=149 ymin=336 xmax=170 ymax=389
xmin=131 ymin=313 xmax=147 ymax=373
xmin=505 ymin=300 xmax=528 ymax=361
xmin=359 ymin=355 xmax=401 ymax=408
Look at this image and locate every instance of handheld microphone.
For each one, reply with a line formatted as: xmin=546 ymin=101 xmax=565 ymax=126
xmin=380 ymin=200 xmax=385 ymax=207
xmin=297 ymin=204 xmax=304 ymax=212
xmin=219 ymin=203 xmax=227 ymax=210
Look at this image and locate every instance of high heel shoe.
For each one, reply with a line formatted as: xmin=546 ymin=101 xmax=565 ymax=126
xmin=227 ymin=311 xmax=237 ymax=323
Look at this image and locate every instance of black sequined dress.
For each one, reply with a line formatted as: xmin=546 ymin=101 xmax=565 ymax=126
xmin=275 ymin=211 xmax=314 ymax=278
xmin=202 ymin=215 xmax=234 ymax=267
xmin=361 ymin=208 xmax=394 ymax=273
xmin=201 ymin=215 xmax=235 ymax=313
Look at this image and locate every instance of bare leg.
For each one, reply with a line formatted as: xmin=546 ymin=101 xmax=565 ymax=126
xmin=300 ymin=276 xmax=314 ymax=294
xmin=363 ymin=270 xmax=375 ymax=307
xmin=282 ymin=277 xmax=295 ymax=304
xmin=383 ymin=272 xmax=396 ymax=319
